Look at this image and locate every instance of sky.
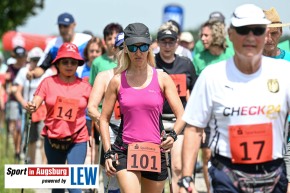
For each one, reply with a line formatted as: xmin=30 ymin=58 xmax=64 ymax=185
xmin=17 ymin=0 xmax=290 ymax=37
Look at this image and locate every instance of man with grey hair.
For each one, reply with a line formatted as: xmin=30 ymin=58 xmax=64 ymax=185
xmin=179 ymin=4 xmax=288 ymax=193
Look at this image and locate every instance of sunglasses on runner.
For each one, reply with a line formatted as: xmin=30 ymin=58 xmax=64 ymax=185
xmin=127 ymin=44 xmax=149 ymax=52
xmin=234 ymin=26 xmax=266 ymax=36
xmin=58 ymin=24 xmax=70 ymax=28
xmin=60 ymin=59 xmax=79 ymax=66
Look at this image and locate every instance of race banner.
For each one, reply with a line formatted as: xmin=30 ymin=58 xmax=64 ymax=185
xmin=5 ymin=164 xmax=99 ymax=189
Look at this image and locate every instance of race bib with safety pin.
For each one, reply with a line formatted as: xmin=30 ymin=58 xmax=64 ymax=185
xmin=170 ymin=74 xmax=187 ymax=97
xmin=53 ymin=96 xmax=79 ymax=122
xmin=127 ymin=142 xmax=161 ymax=172
xmin=229 ymin=123 xmax=273 ymax=164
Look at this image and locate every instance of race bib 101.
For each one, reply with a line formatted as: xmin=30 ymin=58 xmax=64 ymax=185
xmin=127 ymin=142 xmax=161 ymax=172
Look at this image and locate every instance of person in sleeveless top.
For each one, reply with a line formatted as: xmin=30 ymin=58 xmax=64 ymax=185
xmin=99 ymin=23 xmax=184 ymax=193
xmin=87 ymin=32 xmax=124 ymax=193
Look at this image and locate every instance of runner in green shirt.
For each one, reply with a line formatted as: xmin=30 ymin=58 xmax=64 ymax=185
xmin=194 ymin=11 xmax=234 ymax=56
xmin=194 ymin=20 xmax=234 ymax=76
xmin=89 ymin=23 xmax=123 ymax=85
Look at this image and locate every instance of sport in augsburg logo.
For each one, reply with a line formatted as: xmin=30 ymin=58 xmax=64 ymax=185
xmin=267 ymin=79 xmax=279 ymax=93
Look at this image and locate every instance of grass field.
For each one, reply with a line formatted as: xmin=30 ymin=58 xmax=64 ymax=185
xmin=0 ymin=128 xmax=34 ymax=193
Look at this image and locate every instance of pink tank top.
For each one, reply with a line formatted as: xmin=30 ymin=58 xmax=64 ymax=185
xmin=118 ymin=67 xmax=164 ymax=145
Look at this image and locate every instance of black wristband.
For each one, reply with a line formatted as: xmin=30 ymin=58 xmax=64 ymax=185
xmin=104 ymin=149 xmax=115 ymax=159
xmin=178 ymin=176 xmax=194 ymax=192
xmin=169 ymin=130 xmax=178 ymax=141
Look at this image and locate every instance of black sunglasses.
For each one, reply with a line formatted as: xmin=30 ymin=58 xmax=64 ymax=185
xmin=127 ymin=44 xmax=149 ymax=52
xmin=234 ymin=26 xmax=266 ymax=36
xmin=58 ymin=24 xmax=69 ymax=28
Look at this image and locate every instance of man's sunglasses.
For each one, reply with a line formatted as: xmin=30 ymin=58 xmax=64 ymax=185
xmin=58 ymin=24 xmax=69 ymax=28
xmin=234 ymin=26 xmax=266 ymax=36
xmin=127 ymin=44 xmax=149 ymax=52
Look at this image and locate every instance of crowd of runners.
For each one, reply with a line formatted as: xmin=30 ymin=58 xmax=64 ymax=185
xmin=1 ymin=3 xmax=290 ymax=193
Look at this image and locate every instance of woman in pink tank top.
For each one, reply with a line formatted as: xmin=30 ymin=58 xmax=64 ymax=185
xmin=99 ymin=23 xmax=184 ymax=193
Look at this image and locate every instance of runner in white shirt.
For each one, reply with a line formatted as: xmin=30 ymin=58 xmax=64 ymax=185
xmin=14 ymin=47 xmax=54 ymax=164
xmin=179 ymin=4 xmax=289 ymax=193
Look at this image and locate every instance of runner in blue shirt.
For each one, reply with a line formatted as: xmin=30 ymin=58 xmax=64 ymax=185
xmin=27 ymin=12 xmax=92 ymax=80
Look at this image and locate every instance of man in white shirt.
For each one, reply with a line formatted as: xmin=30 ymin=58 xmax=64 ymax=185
xmin=179 ymin=4 xmax=289 ymax=193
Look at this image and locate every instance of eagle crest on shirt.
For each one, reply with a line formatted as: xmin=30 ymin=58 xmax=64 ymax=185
xmin=267 ymin=79 xmax=279 ymax=93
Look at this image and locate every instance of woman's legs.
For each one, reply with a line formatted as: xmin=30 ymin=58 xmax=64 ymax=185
xmin=202 ymin=147 xmax=211 ymax=193
xmin=44 ymin=138 xmax=87 ymax=193
xmin=117 ymin=170 xmax=141 ymax=193
xmin=141 ymin=177 xmax=166 ymax=193
xmin=44 ymin=137 xmax=67 ymax=193
xmin=67 ymin=141 xmax=87 ymax=164
xmin=67 ymin=141 xmax=87 ymax=193
xmin=171 ymin=135 xmax=184 ymax=193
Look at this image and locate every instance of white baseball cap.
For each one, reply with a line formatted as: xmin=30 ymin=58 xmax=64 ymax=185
xmin=28 ymin=47 xmax=43 ymax=61
xmin=180 ymin=32 xmax=194 ymax=43
xmin=7 ymin=57 xmax=16 ymax=65
xmin=231 ymin=4 xmax=271 ymax=27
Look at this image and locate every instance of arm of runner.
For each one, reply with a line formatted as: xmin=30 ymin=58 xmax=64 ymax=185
xmin=87 ymin=72 xmax=107 ymax=132
xmin=186 ymin=89 xmax=190 ymax=101
xmin=179 ymin=125 xmax=203 ymax=193
xmin=26 ymin=67 xmax=45 ymax=80
xmin=100 ymin=75 xmax=120 ymax=176
xmin=159 ymin=71 xmax=184 ymax=151
xmin=25 ymin=95 xmax=44 ymax=113
xmin=14 ymin=85 xmax=26 ymax=108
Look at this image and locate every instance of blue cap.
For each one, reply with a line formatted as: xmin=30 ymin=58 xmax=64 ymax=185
xmin=115 ymin=32 xmax=124 ymax=47
xmin=57 ymin=12 xmax=75 ymax=26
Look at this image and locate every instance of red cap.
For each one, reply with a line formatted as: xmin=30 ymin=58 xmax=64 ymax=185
xmin=52 ymin=43 xmax=84 ymax=65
